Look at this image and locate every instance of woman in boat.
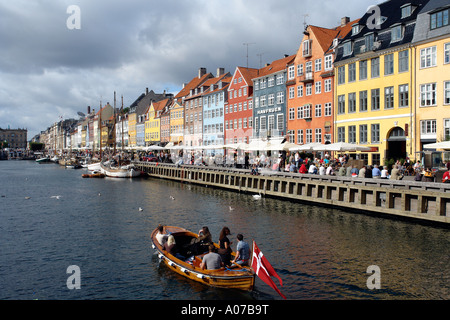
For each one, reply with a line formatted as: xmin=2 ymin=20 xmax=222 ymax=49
xmin=155 ymin=225 xmax=167 ymax=245
xmin=190 ymin=226 xmax=212 ymax=255
xmin=218 ymin=227 xmax=232 ymax=266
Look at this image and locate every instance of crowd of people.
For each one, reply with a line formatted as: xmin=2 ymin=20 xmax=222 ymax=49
xmin=155 ymin=225 xmax=251 ymax=271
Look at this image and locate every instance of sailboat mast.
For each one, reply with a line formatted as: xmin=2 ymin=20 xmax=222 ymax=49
xmin=99 ymin=99 xmax=102 ymax=160
xmin=121 ymin=95 xmax=124 ymax=152
xmin=114 ymin=91 xmax=117 ymax=155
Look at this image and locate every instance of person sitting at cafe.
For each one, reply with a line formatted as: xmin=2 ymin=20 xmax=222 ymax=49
xmin=442 ymin=167 xmax=450 ymax=183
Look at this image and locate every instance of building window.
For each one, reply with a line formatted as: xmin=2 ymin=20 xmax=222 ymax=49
xmin=420 ymin=83 xmax=437 ymax=106
xmin=303 ymin=40 xmax=311 ymax=57
xmin=306 ymin=83 xmax=312 ymax=96
xmin=420 ymin=46 xmax=437 ymax=68
xmin=371 ymin=124 xmax=380 ymax=143
xmin=430 ymin=8 xmax=449 ymax=30
xmin=348 ymin=125 xmax=356 ymax=143
xmin=268 ymin=94 xmax=275 ymax=106
xmin=297 ymin=129 xmax=303 ymax=144
xmin=445 ymin=119 xmax=450 ymax=140
xmin=260 ymin=95 xmax=266 ymax=107
xmin=305 ymin=61 xmax=313 ymax=73
xmin=276 ymin=92 xmax=284 ymax=104
xmin=325 ymin=55 xmax=333 ymax=70
xmin=338 ymin=95 xmax=345 ymax=114
xmin=399 ymin=84 xmax=409 ymax=108
xmin=371 ymin=57 xmax=380 ymax=78
xmin=398 ymin=50 xmax=409 ymax=73
xmin=306 ymin=129 xmax=313 ymax=144
xmin=359 ymin=124 xmax=368 ymax=144
xmin=445 ymin=43 xmax=450 ymax=64
xmin=360 ymin=90 xmax=368 ymax=112
xmin=365 ymin=33 xmax=375 ymax=51
xmin=315 ymin=128 xmax=322 ymax=143
xmin=277 ymin=114 xmax=284 ymax=131
xmin=260 ymin=116 xmax=267 ymax=131
xmin=268 ymin=115 xmax=275 ymax=132
xmin=315 ymin=104 xmax=322 ymax=118
xmin=324 ymin=79 xmax=332 ymax=92
xmin=384 ymin=86 xmax=394 ymax=109
xmin=445 ymin=81 xmax=450 ymax=105
xmin=315 ymin=59 xmax=322 ymax=72
xmin=338 ymin=66 xmax=345 ymax=85
xmin=391 ymin=25 xmax=403 ymax=42
xmin=289 ymin=87 xmax=295 ymax=99
xmin=315 ymin=81 xmax=321 ymax=94
xmin=348 ymin=92 xmax=356 ymax=113
xmin=371 ymin=88 xmax=380 ymax=110
xmin=343 ymin=41 xmax=352 ymax=56
xmin=289 ymin=108 xmax=295 ymax=120
xmin=268 ymin=77 xmax=275 ymax=87
xmin=325 ymin=102 xmax=332 ymax=116
xmin=401 ymin=5 xmax=412 ymax=18
xmin=359 ymin=60 xmax=367 ymax=80
xmin=297 ymin=106 xmax=303 ymax=119
xmin=297 ymin=85 xmax=303 ymax=97
xmin=288 ymin=66 xmax=295 ymax=79
xmin=348 ymin=63 xmax=356 ymax=82
xmin=304 ymin=104 xmax=311 ymax=119
xmin=420 ymin=120 xmax=436 ymax=135
xmin=337 ymin=127 xmax=345 ymax=142
xmin=297 ymin=64 xmax=304 ymax=76
xmin=384 ymin=53 xmax=394 ymax=75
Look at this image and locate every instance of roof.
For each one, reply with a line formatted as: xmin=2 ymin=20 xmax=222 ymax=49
xmin=236 ymin=67 xmax=260 ymax=86
xmin=254 ymin=54 xmax=296 ymax=79
xmin=174 ymin=73 xmax=213 ymax=99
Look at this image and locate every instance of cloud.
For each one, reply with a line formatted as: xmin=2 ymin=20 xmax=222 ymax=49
xmin=0 ymin=0 xmax=377 ymax=139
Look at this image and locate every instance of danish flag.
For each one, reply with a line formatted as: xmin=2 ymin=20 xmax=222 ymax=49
xmin=251 ymin=241 xmax=286 ymax=299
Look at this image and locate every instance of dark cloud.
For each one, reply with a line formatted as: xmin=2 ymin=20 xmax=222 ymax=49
xmin=0 ymin=0 xmax=378 ymax=138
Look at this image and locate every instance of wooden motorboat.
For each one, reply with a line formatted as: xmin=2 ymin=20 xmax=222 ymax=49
xmin=100 ymin=162 xmax=141 ymax=178
xmin=81 ymin=172 xmax=105 ymax=178
xmin=150 ymin=226 xmax=255 ymax=291
xmin=36 ymin=156 xmax=50 ymax=163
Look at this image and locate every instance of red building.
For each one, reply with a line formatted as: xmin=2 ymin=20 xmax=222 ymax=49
xmin=225 ymin=66 xmax=259 ymax=144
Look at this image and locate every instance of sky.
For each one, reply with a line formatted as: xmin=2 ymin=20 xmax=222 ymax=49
xmin=0 ymin=0 xmax=383 ymax=139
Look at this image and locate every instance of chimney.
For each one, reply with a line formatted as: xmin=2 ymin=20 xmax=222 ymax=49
xmin=146 ymin=88 xmax=149 ymax=95
xmin=216 ymin=67 xmax=225 ymax=77
xmin=341 ymin=17 xmax=350 ymax=27
xmin=87 ymin=106 xmax=91 ymax=114
xmin=198 ymin=67 xmax=207 ymax=79
xmin=182 ymin=83 xmax=187 ymax=89
xmin=265 ymin=63 xmax=270 ymax=67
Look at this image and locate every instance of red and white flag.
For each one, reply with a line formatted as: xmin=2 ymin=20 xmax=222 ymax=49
xmin=251 ymin=241 xmax=286 ymax=299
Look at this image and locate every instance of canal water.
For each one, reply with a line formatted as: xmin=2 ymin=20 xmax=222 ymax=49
xmin=0 ymin=160 xmax=449 ymax=300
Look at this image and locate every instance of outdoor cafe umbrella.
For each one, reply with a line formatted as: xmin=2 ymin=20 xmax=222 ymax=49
xmin=289 ymin=142 xmax=323 ymax=152
xmin=423 ymin=141 xmax=450 ymax=150
xmin=312 ymin=142 xmax=371 ymax=152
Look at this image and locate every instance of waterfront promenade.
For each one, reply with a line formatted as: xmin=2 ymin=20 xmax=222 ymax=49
xmin=135 ymin=162 xmax=450 ymax=226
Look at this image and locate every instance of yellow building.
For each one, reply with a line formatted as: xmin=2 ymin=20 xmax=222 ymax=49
xmin=169 ymin=101 xmax=184 ymax=144
xmin=412 ymin=1 xmax=450 ymax=166
xmin=333 ymin=2 xmax=425 ymax=165
xmin=145 ymin=100 xmax=168 ymax=145
xmin=128 ymin=113 xmax=137 ymax=148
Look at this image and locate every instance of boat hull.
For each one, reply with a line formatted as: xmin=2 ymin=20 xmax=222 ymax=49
xmin=100 ymin=162 xmax=141 ymax=178
xmin=151 ymin=226 xmax=255 ymax=291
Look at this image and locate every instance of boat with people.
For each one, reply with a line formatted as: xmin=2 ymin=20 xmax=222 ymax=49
xmin=100 ymin=161 xmax=141 ymax=178
xmin=150 ymin=226 xmax=255 ymax=291
xmin=35 ymin=156 xmax=50 ymax=163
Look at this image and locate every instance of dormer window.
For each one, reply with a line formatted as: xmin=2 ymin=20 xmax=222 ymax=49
xmin=352 ymin=24 xmax=360 ymax=35
xmin=401 ymin=4 xmax=412 ymax=18
xmin=303 ymin=39 xmax=311 ymax=57
xmin=342 ymin=40 xmax=353 ymax=56
xmin=430 ymin=7 xmax=450 ymax=30
xmin=391 ymin=24 xmax=403 ymax=42
xmin=365 ymin=33 xmax=376 ymax=50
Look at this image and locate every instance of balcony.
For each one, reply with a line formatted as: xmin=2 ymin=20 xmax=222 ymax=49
xmin=299 ymin=72 xmax=314 ymax=83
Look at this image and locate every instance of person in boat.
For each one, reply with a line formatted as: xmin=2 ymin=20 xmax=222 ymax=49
xmin=200 ymin=244 xmax=224 ymax=270
xmin=155 ymin=225 xmax=168 ymax=245
xmin=163 ymin=235 xmax=185 ymax=260
xmin=190 ymin=226 xmax=212 ymax=255
xmin=218 ymin=227 xmax=232 ymax=266
xmin=231 ymin=234 xmax=250 ymax=266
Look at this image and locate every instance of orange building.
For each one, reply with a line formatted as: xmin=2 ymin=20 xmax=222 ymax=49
xmin=286 ymin=18 xmax=358 ymax=147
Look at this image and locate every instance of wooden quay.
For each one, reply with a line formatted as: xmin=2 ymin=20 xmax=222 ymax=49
xmin=135 ymin=162 xmax=450 ymax=226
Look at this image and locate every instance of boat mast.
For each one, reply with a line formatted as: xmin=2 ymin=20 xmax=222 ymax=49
xmin=121 ymin=95 xmax=124 ymax=152
xmin=113 ymin=91 xmax=117 ymax=155
xmin=99 ymin=99 xmax=102 ymax=160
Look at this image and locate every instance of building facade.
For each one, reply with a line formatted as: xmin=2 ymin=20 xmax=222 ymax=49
xmin=0 ymin=128 xmax=27 ymax=149
xmin=225 ymin=66 xmax=258 ymax=144
xmin=253 ymin=54 xmax=294 ymax=141
xmin=334 ymin=0 xmax=429 ymax=165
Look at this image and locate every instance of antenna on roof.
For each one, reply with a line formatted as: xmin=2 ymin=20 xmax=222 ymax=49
xmin=303 ymin=14 xmax=309 ymax=31
xmin=256 ymin=53 xmax=266 ymax=68
xmin=243 ymin=43 xmax=255 ymax=68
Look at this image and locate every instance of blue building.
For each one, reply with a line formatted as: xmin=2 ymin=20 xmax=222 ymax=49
xmin=252 ymin=54 xmax=295 ymax=141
